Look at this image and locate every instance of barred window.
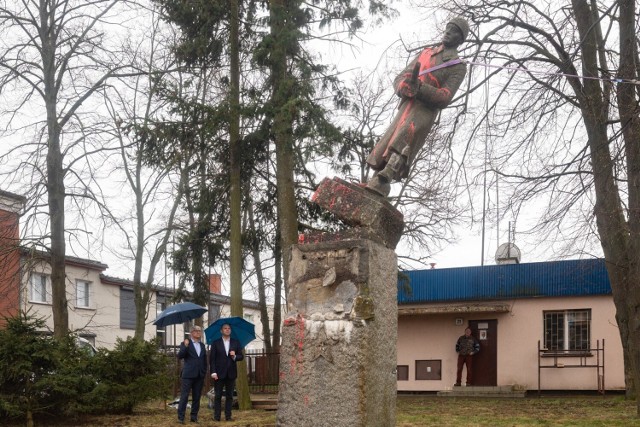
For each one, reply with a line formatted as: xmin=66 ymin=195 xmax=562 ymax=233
xmin=544 ymin=309 xmax=591 ymax=351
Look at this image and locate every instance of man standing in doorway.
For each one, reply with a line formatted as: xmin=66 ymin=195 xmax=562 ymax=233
xmin=177 ymin=325 xmax=208 ymax=424
xmin=455 ymin=327 xmax=480 ymax=386
xmin=210 ymin=323 xmax=244 ymax=422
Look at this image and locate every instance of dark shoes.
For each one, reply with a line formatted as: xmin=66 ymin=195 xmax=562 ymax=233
xmin=454 ymin=382 xmax=461 ymax=386
xmin=226 ymin=418 xmax=233 ymax=421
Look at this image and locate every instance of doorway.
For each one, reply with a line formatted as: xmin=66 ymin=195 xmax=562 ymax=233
xmin=469 ymin=319 xmax=498 ymax=386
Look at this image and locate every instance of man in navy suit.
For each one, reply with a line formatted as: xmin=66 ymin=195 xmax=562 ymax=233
xmin=210 ymin=323 xmax=244 ymax=421
xmin=177 ymin=325 xmax=208 ymax=424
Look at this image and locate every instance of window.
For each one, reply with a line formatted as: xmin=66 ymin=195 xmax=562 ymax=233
xmin=156 ymin=301 xmax=166 ymax=317
xmin=209 ymin=303 xmax=222 ymax=322
xmin=30 ymin=273 xmax=50 ymax=303
xmin=544 ymin=309 xmax=591 ymax=351
xmin=156 ymin=301 xmax=166 ymax=344
xmin=119 ymin=288 xmax=136 ymax=330
xmin=76 ymin=280 xmax=91 ymax=308
xmin=244 ymin=313 xmax=254 ymax=323
xmin=156 ymin=328 xmax=166 ymax=344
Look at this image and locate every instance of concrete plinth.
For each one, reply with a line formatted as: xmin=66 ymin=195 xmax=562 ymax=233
xmin=276 ymin=239 xmax=397 ymax=427
xmin=310 ymin=177 xmax=404 ymax=249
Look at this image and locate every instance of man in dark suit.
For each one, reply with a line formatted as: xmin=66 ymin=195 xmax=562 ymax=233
xmin=209 ymin=323 xmax=244 ymax=421
xmin=177 ymin=325 xmax=208 ymax=424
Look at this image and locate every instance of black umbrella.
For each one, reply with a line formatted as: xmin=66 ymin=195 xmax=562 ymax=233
xmin=153 ymin=302 xmax=207 ymax=328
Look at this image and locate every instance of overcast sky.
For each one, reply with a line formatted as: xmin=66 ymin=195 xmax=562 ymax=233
xmin=0 ymin=1 xmax=604 ymax=298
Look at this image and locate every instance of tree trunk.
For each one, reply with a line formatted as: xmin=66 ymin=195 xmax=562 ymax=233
xmin=46 ymin=129 xmax=69 ymax=339
xmin=270 ymin=0 xmax=299 ymax=299
xmin=134 ymin=205 xmax=183 ymax=340
xmin=133 ymin=174 xmax=147 ymax=340
xmin=615 ymin=0 xmax=640 ymax=409
xmin=191 ymin=144 xmax=211 ymax=315
xmin=572 ymin=0 xmax=639 ymax=409
xmin=41 ymin=1 xmax=68 ymax=338
xmin=191 ymin=212 xmax=208 ymax=316
xmin=229 ymin=0 xmax=251 ymax=410
xmin=248 ymin=198 xmax=272 ymax=353
xmin=272 ymin=227 xmax=282 ymax=352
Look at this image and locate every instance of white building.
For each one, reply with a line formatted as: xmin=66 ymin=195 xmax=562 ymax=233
xmin=1 ymin=189 xmax=276 ymax=351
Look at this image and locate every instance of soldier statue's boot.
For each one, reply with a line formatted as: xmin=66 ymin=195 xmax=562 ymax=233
xmin=365 ymin=173 xmax=391 ymax=197
xmin=366 ymin=151 xmax=406 ymax=197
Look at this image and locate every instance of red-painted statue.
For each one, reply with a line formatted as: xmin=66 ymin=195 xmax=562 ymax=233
xmin=366 ymin=17 xmax=469 ymax=197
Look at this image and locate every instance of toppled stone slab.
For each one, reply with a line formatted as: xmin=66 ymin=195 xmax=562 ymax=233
xmin=310 ymin=177 xmax=404 ymax=249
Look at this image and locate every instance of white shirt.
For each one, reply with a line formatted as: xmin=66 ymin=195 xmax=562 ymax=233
xmin=193 ymin=340 xmax=201 ymax=357
xmin=223 ymin=337 xmax=230 ymax=356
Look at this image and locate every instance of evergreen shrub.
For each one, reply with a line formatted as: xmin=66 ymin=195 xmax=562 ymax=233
xmin=84 ymin=337 xmax=172 ymax=414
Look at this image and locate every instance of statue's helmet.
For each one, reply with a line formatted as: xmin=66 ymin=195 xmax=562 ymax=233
xmin=448 ymin=17 xmax=469 ymax=42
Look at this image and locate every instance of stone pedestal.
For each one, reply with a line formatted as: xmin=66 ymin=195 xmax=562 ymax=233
xmin=276 ymin=239 xmax=397 ymax=427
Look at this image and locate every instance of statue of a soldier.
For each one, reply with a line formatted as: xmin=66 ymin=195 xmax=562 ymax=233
xmin=366 ymin=17 xmax=469 ymax=197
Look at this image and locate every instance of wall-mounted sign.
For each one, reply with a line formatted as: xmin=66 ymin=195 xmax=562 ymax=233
xmin=479 ymin=330 xmax=488 ymax=340
xmin=478 ymin=322 xmax=489 ymax=329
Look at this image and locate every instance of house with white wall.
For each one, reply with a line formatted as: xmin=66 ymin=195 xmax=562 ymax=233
xmin=397 ymin=259 xmax=625 ymax=392
xmin=0 ymin=189 xmax=275 ymax=351
xmin=18 ymin=257 xmax=272 ymax=351
xmin=19 ymin=249 xmax=160 ymax=348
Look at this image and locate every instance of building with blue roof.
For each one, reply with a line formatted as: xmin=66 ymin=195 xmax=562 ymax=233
xmin=396 ymin=258 xmax=624 ymax=393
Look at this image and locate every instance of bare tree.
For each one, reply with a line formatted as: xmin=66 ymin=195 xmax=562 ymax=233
xmin=101 ymin=8 xmax=187 ymax=340
xmin=0 ymin=0 xmax=143 ymax=338
xmin=418 ymin=0 xmax=640 ymax=409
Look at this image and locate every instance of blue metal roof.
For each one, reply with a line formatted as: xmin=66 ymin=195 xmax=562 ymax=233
xmin=398 ymin=259 xmax=611 ymax=304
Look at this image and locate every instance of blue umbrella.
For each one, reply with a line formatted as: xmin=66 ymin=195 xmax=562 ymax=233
xmin=153 ymin=302 xmax=207 ymax=328
xmin=205 ymin=316 xmax=256 ymax=348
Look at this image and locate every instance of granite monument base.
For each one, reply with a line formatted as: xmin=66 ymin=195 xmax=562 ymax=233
xmin=276 ymin=238 xmax=397 ymax=427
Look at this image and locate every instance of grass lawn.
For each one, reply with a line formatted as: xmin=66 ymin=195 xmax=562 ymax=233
xmin=6 ymin=394 xmax=640 ymax=426
xmin=396 ymin=395 xmax=640 ymax=426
